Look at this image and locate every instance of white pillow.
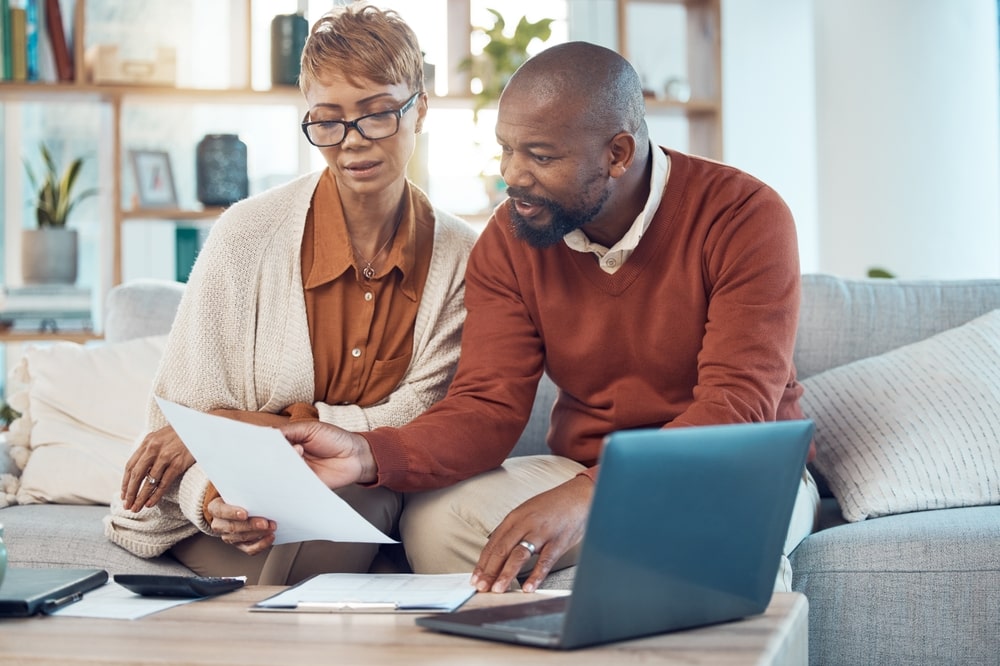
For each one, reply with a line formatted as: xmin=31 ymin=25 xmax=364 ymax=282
xmin=5 ymin=335 xmax=167 ymax=506
xmin=801 ymin=309 xmax=1000 ymax=522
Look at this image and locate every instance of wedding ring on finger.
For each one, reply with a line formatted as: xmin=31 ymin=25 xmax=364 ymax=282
xmin=518 ymin=540 xmax=537 ymax=556
xmin=145 ymin=475 xmax=159 ymax=487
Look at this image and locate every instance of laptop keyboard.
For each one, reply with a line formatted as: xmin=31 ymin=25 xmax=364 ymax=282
xmin=484 ymin=611 xmax=565 ymax=636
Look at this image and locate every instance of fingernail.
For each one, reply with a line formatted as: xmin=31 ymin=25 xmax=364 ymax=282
xmin=469 ymin=574 xmax=479 ymax=585
xmin=523 ymin=582 xmax=535 ymax=594
xmin=491 ymin=582 xmax=505 ymax=593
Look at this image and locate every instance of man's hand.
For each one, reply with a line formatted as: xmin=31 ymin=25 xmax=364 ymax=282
xmin=120 ymin=425 xmax=195 ymax=511
xmin=280 ymin=421 xmax=378 ymax=487
xmin=207 ymin=496 xmax=276 ymax=555
xmin=471 ymin=475 xmax=594 ymax=594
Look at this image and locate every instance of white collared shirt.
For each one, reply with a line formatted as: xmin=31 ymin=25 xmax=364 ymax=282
xmin=563 ymin=142 xmax=670 ymax=274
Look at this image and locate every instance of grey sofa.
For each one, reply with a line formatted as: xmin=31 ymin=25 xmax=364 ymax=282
xmin=2 ymin=274 xmax=999 ymax=665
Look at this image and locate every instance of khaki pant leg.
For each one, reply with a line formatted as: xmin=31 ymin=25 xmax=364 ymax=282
xmin=171 ymin=484 xmax=401 ymax=586
xmin=775 ymin=468 xmax=820 ymax=592
xmin=170 ymin=531 xmax=269 ymax=584
xmin=400 ymin=455 xmax=586 ymax=575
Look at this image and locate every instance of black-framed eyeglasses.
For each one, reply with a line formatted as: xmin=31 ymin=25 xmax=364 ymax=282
xmin=301 ymin=92 xmax=420 ymax=147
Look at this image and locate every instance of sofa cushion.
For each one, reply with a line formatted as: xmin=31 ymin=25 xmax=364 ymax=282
xmin=790 ymin=505 xmax=1000 ymax=665
xmin=795 ymin=274 xmax=1000 ymax=380
xmin=5 ymin=335 xmax=167 ymax=506
xmin=0 ymin=504 xmax=192 ymax=574
xmin=801 ymin=309 xmax=1000 ymax=522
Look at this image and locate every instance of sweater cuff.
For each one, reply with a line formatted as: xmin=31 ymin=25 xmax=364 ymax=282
xmin=316 ymin=402 xmax=369 ymax=432
xmin=361 ymin=429 xmax=409 ymax=488
xmin=178 ymin=464 xmax=215 ymax=534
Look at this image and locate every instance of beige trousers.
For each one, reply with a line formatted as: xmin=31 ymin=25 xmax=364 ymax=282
xmin=400 ymin=455 xmax=820 ymax=592
xmin=171 ymin=484 xmax=401 ymax=585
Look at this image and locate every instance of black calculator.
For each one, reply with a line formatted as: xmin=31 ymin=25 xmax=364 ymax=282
xmin=113 ymin=574 xmax=246 ymax=598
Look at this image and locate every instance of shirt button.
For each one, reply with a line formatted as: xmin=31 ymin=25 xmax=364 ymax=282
xmin=351 ymin=348 xmax=362 ymax=358
xmin=364 ymin=292 xmax=373 ymax=301
xmin=606 ymin=257 xmax=617 ymax=267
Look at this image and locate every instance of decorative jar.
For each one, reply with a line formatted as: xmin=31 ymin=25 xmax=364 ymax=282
xmin=196 ymin=134 xmax=248 ymax=207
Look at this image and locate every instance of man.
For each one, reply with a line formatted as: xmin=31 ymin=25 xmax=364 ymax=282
xmin=281 ymin=41 xmax=819 ymax=594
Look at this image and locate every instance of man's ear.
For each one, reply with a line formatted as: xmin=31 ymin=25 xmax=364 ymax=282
xmin=608 ymin=132 xmax=637 ymax=179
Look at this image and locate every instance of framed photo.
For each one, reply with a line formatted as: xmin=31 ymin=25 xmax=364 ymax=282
xmin=130 ymin=149 xmax=178 ymax=208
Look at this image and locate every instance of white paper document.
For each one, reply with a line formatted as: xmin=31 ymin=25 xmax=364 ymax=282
xmin=155 ymin=397 xmax=396 ymax=545
xmin=251 ymin=573 xmax=476 ymax=613
xmin=52 ymin=582 xmax=195 ymax=620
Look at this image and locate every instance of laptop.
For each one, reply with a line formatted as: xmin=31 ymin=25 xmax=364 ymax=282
xmin=416 ymin=419 xmax=814 ymax=649
xmin=0 ymin=568 xmax=108 ymax=617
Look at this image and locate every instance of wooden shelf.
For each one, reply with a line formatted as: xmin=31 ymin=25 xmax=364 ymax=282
xmin=0 ymin=331 xmax=103 ymax=344
xmin=617 ymin=0 xmax=722 ymax=159
xmin=122 ymin=208 xmax=224 ymax=221
xmin=0 ymin=81 xmax=304 ymax=104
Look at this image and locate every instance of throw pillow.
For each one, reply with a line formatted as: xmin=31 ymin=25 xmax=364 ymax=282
xmin=4 ymin=335 xmax=167 ymax=506
xmin=801 ymin=309 xmax=1000 ymax=522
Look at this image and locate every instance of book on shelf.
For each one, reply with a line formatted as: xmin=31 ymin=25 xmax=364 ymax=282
xmin=43 ymin=0 xmax=69 ymax=81
xmin=0 ymin=0 xmax=9 ymax=80
xmin=9 ymin=0 xmax=26 ymax=81
xmin=0 ymin=0 xmax=71 ymax=82
xmin=24 ymin=0 xmax=37 ymax=80
xmin=0 ymin=284 xmax=92 ymax=313
xmin=0 ymin=311 xmax=93 ymax=334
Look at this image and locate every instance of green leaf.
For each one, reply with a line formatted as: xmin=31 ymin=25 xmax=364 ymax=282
xmin=24 ymin=143 xmax=97 ymax=228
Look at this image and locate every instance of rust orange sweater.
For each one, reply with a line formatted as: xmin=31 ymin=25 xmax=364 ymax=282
xmin=364 ymin=149 xmax=805 ymax=490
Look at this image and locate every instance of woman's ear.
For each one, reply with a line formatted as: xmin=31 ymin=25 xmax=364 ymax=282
xmin=415 ymin=92 xmax=429 ymax=134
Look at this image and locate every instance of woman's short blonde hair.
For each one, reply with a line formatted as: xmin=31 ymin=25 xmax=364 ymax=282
xmin=299 ymin=3 xmax=424 ymax=95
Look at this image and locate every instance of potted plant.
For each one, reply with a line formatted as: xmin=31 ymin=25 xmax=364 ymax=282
xmin=459 ymin=9 xmax=554 ymax=122
xmin=22 ymin=143 xmax=97 ymax=285
xmin=458 ymin=9 xmax=553 ymax=208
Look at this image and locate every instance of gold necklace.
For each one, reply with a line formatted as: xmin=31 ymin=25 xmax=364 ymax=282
xmin=352 ymin=211 xmax=404 ymax=280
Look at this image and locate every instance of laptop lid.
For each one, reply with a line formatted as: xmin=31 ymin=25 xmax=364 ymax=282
xmin=0 ymin=568 xmax=108 ymax=617
xmin=417 ymin=419 xmax=813 ymax=649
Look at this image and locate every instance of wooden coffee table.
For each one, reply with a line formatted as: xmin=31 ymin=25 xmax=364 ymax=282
xmin=0 ymin=587 xmax=808 ymax=665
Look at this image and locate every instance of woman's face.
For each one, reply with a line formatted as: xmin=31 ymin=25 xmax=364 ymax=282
xmin=304 ymin=75 xmax=426 ymax=199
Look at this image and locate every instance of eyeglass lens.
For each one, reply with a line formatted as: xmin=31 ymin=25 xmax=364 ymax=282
xmin=304 ymin=93 xmax=418 ymax=147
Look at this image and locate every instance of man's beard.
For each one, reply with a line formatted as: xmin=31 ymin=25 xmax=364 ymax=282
xmin=506 ymin=187 xmax=610 ymax=248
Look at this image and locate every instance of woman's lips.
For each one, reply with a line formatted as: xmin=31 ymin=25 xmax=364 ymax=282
xmin=343 ymin=160 xmax=381 ymax=178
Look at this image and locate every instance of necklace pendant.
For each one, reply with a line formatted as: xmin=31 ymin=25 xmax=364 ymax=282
xmin=362 ymin=264 xmax=376 ymax=280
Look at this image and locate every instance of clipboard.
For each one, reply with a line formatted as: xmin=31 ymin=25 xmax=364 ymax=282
xmin=250 ymin=573 xmax=476 ymax=614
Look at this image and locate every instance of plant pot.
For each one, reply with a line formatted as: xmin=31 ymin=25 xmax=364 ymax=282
xmin=21 ymin=228 xmax=78 ymax=285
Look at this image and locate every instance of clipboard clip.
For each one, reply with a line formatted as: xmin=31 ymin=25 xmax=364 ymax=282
xmin=41 ymin=592 xmax=84 ymax=615
xmin=295 ymin=601 xmax=400 ymax=612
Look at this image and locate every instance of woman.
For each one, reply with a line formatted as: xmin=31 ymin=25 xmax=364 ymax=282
xmin=104 ymin=4 xmax=477 ymax=585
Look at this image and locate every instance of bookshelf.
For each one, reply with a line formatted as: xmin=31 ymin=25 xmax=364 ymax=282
xmin=0 ymin=0 xmax=311 ymax=344
xmin=616 ymin=0 xmax=722 ymax=160
xmin=0 ymin=0 xmax=724 ymax=348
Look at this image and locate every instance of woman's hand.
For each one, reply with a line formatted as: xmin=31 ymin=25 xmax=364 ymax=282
xmin=207 ymin=496 xmax=276 ymax=555
xmin=120 ymin=425 xmax=195 ymax=511
xmin=470 ymin=475 xmax=593 ymax=594
xmin=121 ymin=409 xmax=291 ymax=512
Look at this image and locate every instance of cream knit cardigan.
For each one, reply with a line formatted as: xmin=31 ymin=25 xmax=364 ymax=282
xmin=104 ymin=170 xmax=478 ymax=558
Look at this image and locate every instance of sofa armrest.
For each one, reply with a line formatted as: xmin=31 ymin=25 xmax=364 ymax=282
xmin=0 ymin=433 xmax=14 ymax=477
xmin=104 ymin=279 xmax=185 ymax=343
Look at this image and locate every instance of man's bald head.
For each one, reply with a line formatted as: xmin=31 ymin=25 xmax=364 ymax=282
xmin=502 ymin=41 xmax=647 ymax=144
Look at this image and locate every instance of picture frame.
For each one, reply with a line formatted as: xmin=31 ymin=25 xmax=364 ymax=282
xmin=130 ymin=149 xmax=178 ymax=208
